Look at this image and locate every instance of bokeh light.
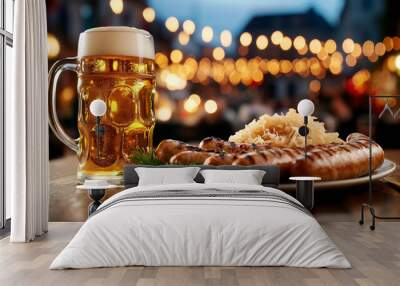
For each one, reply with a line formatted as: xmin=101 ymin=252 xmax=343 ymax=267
xmin=342 ymin=38 xmax=354 ymax=53
xmin=375 ymin=42 xmax=386 ymax=56
xmin=280 ymin=36 xmax=292 ymax=50
xmin=156 ymin=106 xmax=172 ymax=122
xmin=213 ymin=47 xmax=225 ymax=61
xmin=109 ymin=0 xmax=123 ymax=14
xmin=351 ymin=43 xmax=362 ymax=57
xmin=256 ymin=35 xmax=268 ymax=50
xmin=155 ymin=52 xmax=169 ymax=68
xmin=170 ymin=49 xmax=183 ymax=63
xmin=202 ymin=26 xmax=214 ymax=43
xmin=48 ymin=34 xmax=60 ymax=58
xmin=184 ymin=95 xmax=200 ymax=113
xmin=345 ymin=54 xmax=357 ymax=67
xmin=383 ymin=37 xmax=394 ymax=51
xmin=165 ymin=16 xmax=179 ymax=32
xmin=362 ymin=40 xmax=374 ymax=57
xmin=395 ymin=54 xmax=400 ymax=70
xmin=324 ymin=39 xmax=337 ymax=54
xmin=293 ymin=36 xmax=306 ymax=50
xmin=142 ymin=7 xmax=155 ymax=23
xmin=240 ymin=32 xmax=252 ymax=47
xmin=271 ymin=31 xmax=283 ymax=45
xmin=309 ymin=39 xmax=322 ymax=54
xmin=204 ymin=99 xmax=218 ymax=114
xmin=309 ymin=80 xmax=321 ymax=93
xmin=183 ymin=20 xmax=195 ymax=35
xmin=220 ymin=30 xmax=232 ymax=47
xmin=178 ymin=32 xmax=190 ymax=46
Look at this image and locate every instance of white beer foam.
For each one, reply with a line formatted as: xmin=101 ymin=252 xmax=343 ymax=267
xmin=78 ymin=26 xmax=155 ymax=59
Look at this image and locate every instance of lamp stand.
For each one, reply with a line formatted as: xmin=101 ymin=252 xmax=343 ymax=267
xmin=299 ymin=116 xmax=309 ymax=160
xmin=96 ymin=116 xmax=101 ymax=159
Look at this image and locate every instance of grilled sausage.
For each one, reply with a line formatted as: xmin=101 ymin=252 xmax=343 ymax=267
xmin=169 ymin=151 xmax=216 ymax=165
xmin=199 ymin=137 xmax=271 ymax=153
xmin=204 ymin=153 xmax=239 ymax=165
xmin=290 ymin=133 xmax=384 ymax=180
xmin=155 ymin=139 xmax=202 ymax=163
xmin=233 ymin=147 xmax=304 ymax=177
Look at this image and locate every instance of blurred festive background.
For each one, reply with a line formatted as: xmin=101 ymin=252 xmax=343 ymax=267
xmin=46 ymin=0 xmax=400 ymax=159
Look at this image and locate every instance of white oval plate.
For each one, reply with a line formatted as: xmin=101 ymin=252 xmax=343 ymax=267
xmin=280 ymin=159 xmax=397 ymax=191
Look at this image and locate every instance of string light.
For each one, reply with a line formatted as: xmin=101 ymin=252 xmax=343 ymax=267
xmin=375 ymin=42 xmax=386 ymax=56
xmin=280 ymin=60 xmax=292 ymax=73
xmin=184 ymin=96 xmax=200 ymax=113
xmin=309 ymin=39 xmax=322 ymax=54
xmin=362 ymin=40 xmax=374 ymax=57
xmin=342 ymin=38 xmax=354 ymax=53
xmin=48 ymin=34 xmax=60 ymax=58
xmin=109 ymin=0 xmax=123 ymax=14
xmin=345 ymin=54 xmax=357 ymax=67
xmin=351 ymin=43 xmax=362 ymax=57
xmin=202 ymin=26 xmax=213 ymax=43
xmin=280 ymin=36 xmax=292 ymax=51
xmin=155 ymin=52 xmax=169 ymax=68
xmin=178 ymin=32 xmax=190 ymax=46
xmin=165 ymin=16 xmax=179 ymax=32
xmin=386 ymin=55 xmax=396 ymax=71
xmin=142 ymin=7 xmax=155 ymax=23
xmin=395 ymin=54 xmax=400 ymax=70
xmin=156 ymin=106 xmax=173 ymax=121
xmin=213 ymin=47 xmax=225 ymax=61
xmin=143 ymin=7 xmax=398 ymax=68
xmin=256 ymin=35 xmax=268 ymax=50
xmin=393 ymin=37 xmax=400 ymax=50
xmin=251 ymin=70 xmax=263 ymax=82
xmin=240 ymin=32 xmax=252 ymax=47
xmin=268 ymin=59 xmax=280 ymax=75
xmin=229 ymin=70 xmax=241 ymax=85
xmin=298 ymin=45 xmax=308 ymax=55
xmin=220 ymin=30 xmax=232 ymax=47
xmin=383 ymin=37 xmax=394 ymax=51
xmin=183 ymin=20 xmax=195 ymax=35
xmin=317 ymin=49 xmax=328 ymax=61
xmin=293 ymin=36 xmax=306 ymax=50
xmin=204 ymin=99 xmax=218 ymax=114
xmin=170 ymin=49 xmax=183 ymax=63
xmin=324 ymin=39 xmax=337 ymax=54
xmin=309 ymin=79 xmax=321 ymax=93
xmin=271 ymin=31 xmax=283 ymax=45
xmin=189 ymin=93 xmax=201 ymax=105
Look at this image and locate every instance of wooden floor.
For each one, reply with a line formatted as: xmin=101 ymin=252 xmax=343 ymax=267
xmin=0 ymin=152 xmax=400 ymax=286
xmin=1 ymin=221 xmax=400 ymax=286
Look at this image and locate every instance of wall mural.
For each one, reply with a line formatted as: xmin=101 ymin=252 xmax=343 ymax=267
xmin=48 ymin=27 xmax=385 ymax=186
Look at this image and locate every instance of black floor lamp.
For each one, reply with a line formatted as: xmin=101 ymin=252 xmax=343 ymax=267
xmin=289 ymin=99 xmax=321 ymax=210
xmin=89 ymin=99 xmax=107 ymax=159
xmin=297 ymin=99 xmax=315 ymax=155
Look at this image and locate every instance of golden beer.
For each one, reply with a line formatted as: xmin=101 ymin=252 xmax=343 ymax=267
xmin=49 ymin=27 xmax=155 ymax=183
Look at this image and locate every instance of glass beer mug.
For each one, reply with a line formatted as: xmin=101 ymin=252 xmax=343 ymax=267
xmin=48 ymin=27 xmax=156 ymax=183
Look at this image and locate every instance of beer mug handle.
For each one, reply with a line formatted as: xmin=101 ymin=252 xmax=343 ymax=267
xmin=48 ymin=57 xmax=79 ymax=152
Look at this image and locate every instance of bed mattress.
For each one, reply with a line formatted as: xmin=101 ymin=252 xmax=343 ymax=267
xmin=50 ymin=183 xmax=350 ymax=269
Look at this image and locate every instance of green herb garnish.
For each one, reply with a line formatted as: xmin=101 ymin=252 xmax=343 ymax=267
xmin=130 ymin=148 xmax=164 ymax=165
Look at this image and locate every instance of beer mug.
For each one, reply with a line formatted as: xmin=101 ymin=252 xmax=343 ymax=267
xmin=48 ymin=27 xmax=156 ymax=183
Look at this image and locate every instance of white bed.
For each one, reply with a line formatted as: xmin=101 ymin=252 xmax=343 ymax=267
xmin=50 ymin=183 xmax=350 ymax=269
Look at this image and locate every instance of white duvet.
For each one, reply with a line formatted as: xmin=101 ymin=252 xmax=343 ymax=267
xmin=50 ymin=183 xmax=350 ymax=269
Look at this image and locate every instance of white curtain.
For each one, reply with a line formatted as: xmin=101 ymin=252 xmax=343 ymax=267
xmin=7 ymin=0 xmax=49 ymax=242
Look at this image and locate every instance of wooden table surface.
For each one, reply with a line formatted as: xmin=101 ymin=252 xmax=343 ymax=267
xmin=49 ymin=150 xmax=400 ymax=222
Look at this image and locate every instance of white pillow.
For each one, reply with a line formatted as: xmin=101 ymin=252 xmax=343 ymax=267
xmin=135 ymin=167 xmax=201 ymax=186
xmin=200 ymin=169 xmax=266 ymax=185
